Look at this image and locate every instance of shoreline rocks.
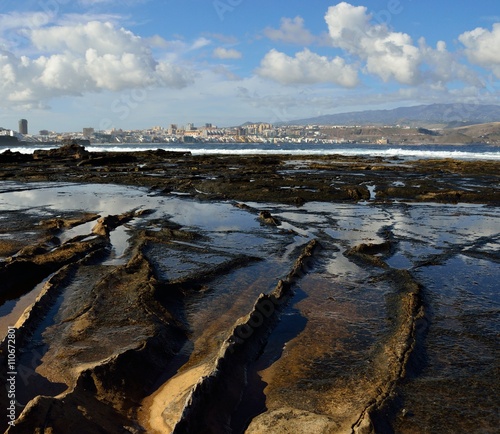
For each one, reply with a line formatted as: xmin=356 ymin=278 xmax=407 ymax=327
xmin=0 ymin=147 xmax=498 ymax=205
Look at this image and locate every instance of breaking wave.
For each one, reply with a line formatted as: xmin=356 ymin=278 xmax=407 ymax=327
xmin=4 ymin=143 xmax=500 ymax=161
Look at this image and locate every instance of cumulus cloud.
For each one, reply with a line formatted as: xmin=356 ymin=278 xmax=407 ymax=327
xmin=459 ymin=23 xmax=500 ymax=78
xmin=325 ymin=2 xmax=422 ymax=84
xmin=324 ymin=2 xmax=483 ymax=87
xmin=256 ymin=48 xmax=358 ymax=87
xmin=212 ymin=47 xmax=242 ymax=59
xmin=31 ymin=21 xmax=145 ymax=56
xmin=257 ymin=3 xmax=480 ymax=90
xmin=0 ymin=21 xmax=194 ymax=108
xmin=419 ymin=39 xmax=483 ymax=87
xmin=263 ymin=16 xmax=316 ymax=45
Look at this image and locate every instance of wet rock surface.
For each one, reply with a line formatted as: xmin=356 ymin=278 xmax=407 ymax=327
xmin=0 ymin=148 xmax=499 ymax=204
xmin=0 ymin=151 xmax=498 ymax=433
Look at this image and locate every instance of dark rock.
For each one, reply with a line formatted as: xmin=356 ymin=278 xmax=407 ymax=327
xmin=235 ymin=203 xmax=251 ymax=210
xmin=77 ymin=154 xmax=138 ymax=166
xmin=340 ymin=185 xmax=370 ymax=201
xmin=259 ymin=210 xmax=281 ymax=226
xmin=293 ymin=196 xmax=306 ymax=206
xmin=348 ymin=241 xmax=392 ymax=256
xmin=0 ymin=149 xmax=32 ymax=163
xmin=34 ymin=142 xmax=89 ymax=160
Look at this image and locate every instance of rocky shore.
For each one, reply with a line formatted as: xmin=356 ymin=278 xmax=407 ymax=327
xmin=0 ymin=143 xmax=499 ymax=205
xmin=0 ymin=145 xmax=498 ymax=433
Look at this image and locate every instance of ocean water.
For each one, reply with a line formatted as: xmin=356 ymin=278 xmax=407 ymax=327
xmin=3 ymin=142 xmax=500 ymax=160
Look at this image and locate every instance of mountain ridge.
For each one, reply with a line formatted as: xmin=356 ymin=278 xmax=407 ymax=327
xmin=279 ymin=103 xmax=500 ymax=127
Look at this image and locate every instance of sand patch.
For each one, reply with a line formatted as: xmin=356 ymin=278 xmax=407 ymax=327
xmin=139 ymin=363 xmax=211 ymax=433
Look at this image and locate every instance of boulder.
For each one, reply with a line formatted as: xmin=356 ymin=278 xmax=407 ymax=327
xmin=259 ymin=210 xmax=281 ymax=226
xmin=33 ymin=141 xmax=90 ymax=160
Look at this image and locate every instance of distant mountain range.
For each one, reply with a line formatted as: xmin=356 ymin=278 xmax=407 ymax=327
xmin=282 ymin=104 xmax=500 ymax=127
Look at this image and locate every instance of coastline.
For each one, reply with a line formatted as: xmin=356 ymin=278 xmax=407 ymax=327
xmin=0 ymin=143 xmax=499 ymax=204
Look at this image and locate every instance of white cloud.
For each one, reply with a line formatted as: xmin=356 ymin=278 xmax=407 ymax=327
xmin=324 ymin=2 xmax=369 ymax=45
xmin=31 ymin=21 xmax=146 ymax=56
xmin=212 ymin=47 xmax=242 ymax=59
xmin=324 ymin=2 xmax=482 ymax=87
xmin=0 ymin=12 xmax=53 ymax=31
xmin=0 ymin=12 xmax=53 ymax=53
xmin=263 ymin=16 xmax=316 ymax=45
xmin=0 ymin=21 xmax=194 ymax=108
xmin=253 ymin=2 xmax=484 ymax=99
xmin=57 ymin=13 xmax=124 ymax=27
xmin=325 ymin=2 xmax=422 ymax=85
xmin=256 ymin=48 xmax=358 ymax=87
xmin=459 ymin=23 xmax=500 ymax=78
xmin=0 ymin=11 xmax=122 ymax=40
xmin=419 ymin=39 xmax=483 ymax=87
xmin=146 ymin=35 xmax=170 ymax=48
xmin=190 ymin=37 xmax=211 ymax=50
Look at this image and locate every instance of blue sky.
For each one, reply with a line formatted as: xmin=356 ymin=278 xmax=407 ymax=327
xmin=1 ymin=0 xmax=499 ymax=133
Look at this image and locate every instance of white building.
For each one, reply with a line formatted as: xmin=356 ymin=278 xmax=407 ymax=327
xmin=0 ymin=128 xmax=14 ymax=136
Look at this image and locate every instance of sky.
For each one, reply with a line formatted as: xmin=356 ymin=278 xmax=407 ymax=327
xmin=0 ymin=0 xmax=499 ymax=133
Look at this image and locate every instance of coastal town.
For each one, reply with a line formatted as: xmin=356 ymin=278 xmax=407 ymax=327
xmin=2 ymin=119 xmax=500 ymax=146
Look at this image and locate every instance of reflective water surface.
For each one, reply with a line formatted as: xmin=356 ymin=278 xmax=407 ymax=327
xmin=0 ymin=182 xmax=498 ymax=433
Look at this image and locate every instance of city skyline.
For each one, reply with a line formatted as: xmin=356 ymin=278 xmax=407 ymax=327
xmin=1 ymin=1 xmax=499 ymax=133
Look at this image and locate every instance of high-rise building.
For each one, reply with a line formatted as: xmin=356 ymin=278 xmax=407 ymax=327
xmin=19 ymin=119 xmax=28 ymax=135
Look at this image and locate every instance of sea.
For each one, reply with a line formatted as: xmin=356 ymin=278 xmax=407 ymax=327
xmin=3 ymin=142 xmax=500 ymax=160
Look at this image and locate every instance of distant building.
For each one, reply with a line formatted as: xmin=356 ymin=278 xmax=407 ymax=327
xmin=39 ymin=130 xmax=50 ymax=136
xmin=19 ymin=119 xmax=28 ymax=135
xmin=83 ymin=127 xmax=95 ymax=138
xmin=0 ymin=128 xmax=14 ymax=136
